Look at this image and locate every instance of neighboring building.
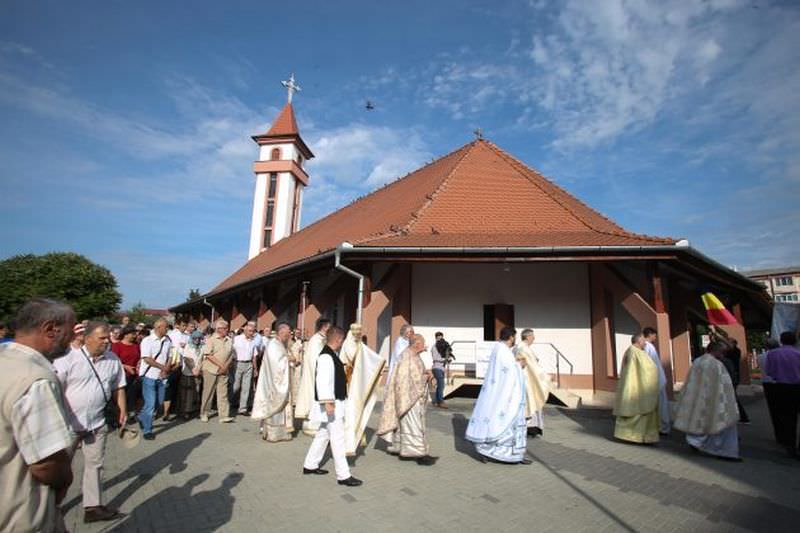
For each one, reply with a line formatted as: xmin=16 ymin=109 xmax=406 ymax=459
xmin=742 ymin=267 xmax=800 ymax=303
xmin=171 ymin=88 xmax=770 ymax=395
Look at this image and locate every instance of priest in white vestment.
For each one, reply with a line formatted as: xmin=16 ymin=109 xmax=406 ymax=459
xmin=340 ymin=324 xmax=385 ymax=456
xmin=673 ymin=341 xmax=741 ymax=460
xmin=515 ymin=328 xmax=552 ymax=436
xmin=643 ymin=327 xmax=671 ymax=434
xmin=377 ymin=334 xmax=437 ymax=465
xmin=251 ymin=323 xmax=293 ymax=442
xmin=466 ymin=327 xmax=531 ymax=464
xmin=302 ymin=327 xmax=363 ymax=487
xmin=295 ymin=318 xmax=331 ymax=436
xmin=387 ymin=324 xmax=413 ymax=384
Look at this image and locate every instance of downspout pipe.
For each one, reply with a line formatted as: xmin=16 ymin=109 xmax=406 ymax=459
xmin=203 ymin=298 xmax=216 ymax=324
xmin=334 ymin=242 xmax=364 ymax=324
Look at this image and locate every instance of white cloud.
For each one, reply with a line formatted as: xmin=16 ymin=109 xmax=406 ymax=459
xmin=301 ymin=124 xmax=432 ymax=223
xmin=524 ymin=0 xmax=746 ymax=149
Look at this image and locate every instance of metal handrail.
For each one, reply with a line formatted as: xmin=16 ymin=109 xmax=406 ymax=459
xmin=445 ymin=339 xmax=575 ymax=389
xmin=533 ymin=342 xmax=574 ymax=388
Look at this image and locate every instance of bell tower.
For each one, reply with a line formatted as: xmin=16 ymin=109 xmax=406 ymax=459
xmin=248 ymin=73 xmax=314 ymax=259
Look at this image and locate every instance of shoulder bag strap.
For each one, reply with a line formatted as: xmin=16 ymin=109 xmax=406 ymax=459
xmin=81 ymin=348 xmax=109 ymax=404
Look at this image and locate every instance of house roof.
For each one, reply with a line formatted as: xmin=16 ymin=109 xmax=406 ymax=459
xmin=741 ymin=266 xmax=800 ymax=278
xmin=251 ymin=102 xmax=314 ymax=159
xmin=208 ymin=139 xmax=676 ymax=296
xmin=265 ymin=103 xmax=299 ymax=136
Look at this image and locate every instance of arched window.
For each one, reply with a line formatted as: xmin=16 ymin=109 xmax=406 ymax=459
xmin=270 ymin=147 xmax=281 ymax=160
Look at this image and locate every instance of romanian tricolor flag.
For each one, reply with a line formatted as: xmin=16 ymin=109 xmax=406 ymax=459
xmin=701 ymin=292 xmax=739 ymax=326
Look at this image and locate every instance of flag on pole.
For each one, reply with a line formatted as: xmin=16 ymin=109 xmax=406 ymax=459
xmin=701 ymin=292 xmax=739 ymax=325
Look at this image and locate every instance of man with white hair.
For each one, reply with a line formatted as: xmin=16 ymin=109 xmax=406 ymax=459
xmin=138 ymin=318 xmax=173 ymax=440
xmin=252 ymin=322 xmax=294 ymax=441
xmin=200 ymin=319 xmax=234 ymax=423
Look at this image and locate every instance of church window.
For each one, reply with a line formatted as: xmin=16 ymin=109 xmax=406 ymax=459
xmin=268 ymin=173 xmax=278 ymax=198
xmin=271 ymin=147 xmax=281 ymax=160
xmin=265 ymin=201 xmax=275 ymax=227
xmin=296 ymin=154 xmax=303 ymax=165
xmin=263 ymin=229 xmax=272 ymax=248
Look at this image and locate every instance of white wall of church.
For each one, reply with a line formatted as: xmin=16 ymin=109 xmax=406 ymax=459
xmin=272 ymin=173 xmax=294 ymax=243
xmin=411 ymin=262 xmax=593 ymax=376
xmin=248 ymin=173 xmax=268 ymax=259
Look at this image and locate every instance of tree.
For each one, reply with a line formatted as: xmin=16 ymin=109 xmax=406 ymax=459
xmin=186 ymin=288 xmax=202 ymax=302
xmin=0 ymin=252 xmax=122 ymax=322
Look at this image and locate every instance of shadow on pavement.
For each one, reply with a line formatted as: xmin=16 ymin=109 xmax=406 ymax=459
xmin=528 ymin=439 xmax=800 ymax=532
xmin=61 ymin=432 xmax=212 ymax=514
xmin=111 ymin=471 xmax=243 ymax=532
xmin=450 ymin=413 xmax=485 ymax=463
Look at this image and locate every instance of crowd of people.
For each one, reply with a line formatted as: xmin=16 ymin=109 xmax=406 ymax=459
xmin=1 ymin=296 xmax=800 ymax=532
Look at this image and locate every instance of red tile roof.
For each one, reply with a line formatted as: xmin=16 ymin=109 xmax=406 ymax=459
xmin=210 ymin=139 xmax=675 ymax=295
xmin=263 ymin=103 xmax=299 ymax=136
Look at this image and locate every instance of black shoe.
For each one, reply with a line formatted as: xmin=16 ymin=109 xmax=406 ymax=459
xmin=416 ymin=455 xmax=438 ymax=466
xmin=337 ymin=476 xmax=363 ymax=487
xmin=398 ymin=455 xmax=417 ymax=461
xmin=142 ymin=433 xmax=155 ymax=441
xmin=518 ymin=458 xmax=533 ymax=465
xmin=303 ymin=467 xmax=329 ymax=475
xmin=84 ymin=506 xmax=124 ymax=523
xmin=527 ymin=427 xmax=543 ymax=437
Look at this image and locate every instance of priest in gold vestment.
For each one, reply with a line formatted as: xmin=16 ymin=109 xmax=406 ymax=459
xmin=377 ymin=334 xmax=437 ymax=465
xmin=673 ymin=341 xmax=740 ymax=459
xmin=515 ymin=328 xmax=552 ymax=436
xmin=251 ymin=323 xmax=293 ymax=442
xmin=339 ymin=324 xmax=385 ymax=456
xmin=613 ymin=333 xmax=660 ymax=444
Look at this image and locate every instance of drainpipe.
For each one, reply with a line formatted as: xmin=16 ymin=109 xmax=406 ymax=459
xmin=203 ymin=298 xmax=216 ymax=324
xmin=334 ymin=242 xmax=364 ymax=324
xmin=299 ymin=281 xmax=310 ymax=338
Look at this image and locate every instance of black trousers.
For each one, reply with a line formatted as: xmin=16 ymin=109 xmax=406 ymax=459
xmin=763 ymin=382 xmax=800 ymax=450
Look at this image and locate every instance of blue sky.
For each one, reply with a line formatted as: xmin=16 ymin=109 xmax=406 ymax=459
xmin=1 ymin=0 xmax=798 ymax=309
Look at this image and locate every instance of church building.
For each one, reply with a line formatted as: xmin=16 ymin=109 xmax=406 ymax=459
xmin=171 ymin=85 xmax=769 ymax=400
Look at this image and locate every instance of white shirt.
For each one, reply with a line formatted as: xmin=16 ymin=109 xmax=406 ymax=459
xmin=309 ymin=349 xmax=345 ymax=423
xmin=233 ymin=333 xmax=260 ymax=363
xmin=182 ymin=343 xmax=203 ymax=376
xmin=168 ymin=329 xmax=189 ymax=355
xmin=138 ymin=333 xmax=172 ymax=379
xmin=53 ymin=348 xmax=126 ymax=433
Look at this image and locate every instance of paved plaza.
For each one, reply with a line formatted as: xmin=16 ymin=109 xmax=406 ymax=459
xmin=61 ymin=390 xmax=800 ymax=533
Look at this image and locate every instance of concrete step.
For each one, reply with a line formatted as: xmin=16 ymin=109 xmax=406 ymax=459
xmin=443 ymin=376 xmax=583 ymax=410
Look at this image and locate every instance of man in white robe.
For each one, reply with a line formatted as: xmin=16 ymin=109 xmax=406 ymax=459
xmin=673 ymin=340 xmax=741 ymax=460
xmin=302 ymin=326 xmax=363 ymax=487
xmin=377 ymin=334 xmax=436 ymax=465
xmin=466 ymin=327 xmax=531 ymax=464
xmin=340 ymin=323 xmax=385 ymax=456
xmin=515 ymin=328 xmax=552 ymax=437
xmin=295 ymin=318 xmax=331 ymax=436
xmin=251 ymin=322 xmax=293 ymax=442
xmin=643 ymin=327 xmax=671 ymax=434
xmin=387 ymin=324 xmax=413 ymax=384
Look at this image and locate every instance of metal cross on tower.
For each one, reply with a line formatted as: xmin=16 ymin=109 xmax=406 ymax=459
xmin=281 ymin=73 xmax=301 ymax=104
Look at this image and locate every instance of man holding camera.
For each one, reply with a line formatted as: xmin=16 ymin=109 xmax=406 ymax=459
xmin=54 ymin=321 xmax=127 ymax=523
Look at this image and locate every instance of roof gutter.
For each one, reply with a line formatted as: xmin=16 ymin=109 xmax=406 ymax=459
xmin=334 ymin=242 xmax=365 ymax=324
xmin=335 ymin=241 xmax=765 ymax=292
xmin=186 ymin=240 xmax=763 ymax=310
